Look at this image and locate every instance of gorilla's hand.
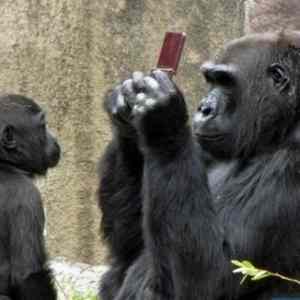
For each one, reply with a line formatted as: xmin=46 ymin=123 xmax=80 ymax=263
xmin=105 ymin=70 xmax=188 ymax=151
xmin=128 ymin=70 xmax=189 ymax=152
xmin=104 ymin=82 xmax=137 ymax=138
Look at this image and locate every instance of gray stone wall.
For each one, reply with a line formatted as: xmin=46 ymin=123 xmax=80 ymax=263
xmin=245 ymin=0 xmax=300 ymax=33
xmin=0 ymin=0 xmax=244 ymax=264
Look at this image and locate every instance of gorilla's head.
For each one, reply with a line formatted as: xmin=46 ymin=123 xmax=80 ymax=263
xmin=0 ymin=95 xmax=61 ymax=176
xmin=193 ymin=31 xmax=300 ymax=159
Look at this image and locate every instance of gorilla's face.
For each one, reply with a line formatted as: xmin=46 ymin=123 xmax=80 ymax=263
xmin=193 ymin=32 xmax=300 ymax=159
xmin=193 ymin=60 xmax=237 ymax=159
xmin=0 ymin=95 xmax=61 ymax=176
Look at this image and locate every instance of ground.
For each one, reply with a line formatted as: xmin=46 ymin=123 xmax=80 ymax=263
xmin=51 ymin=257 xmax=108 ymax=300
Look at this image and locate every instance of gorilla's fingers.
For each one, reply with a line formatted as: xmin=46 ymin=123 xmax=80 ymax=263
xmin=104 ymin=86 xmax=121 ymax=114
xmin=144 ymin=98 xmax=157 ymax=108
xmin=143 ymin=76 xmax=167 ymax=101
xmin=132 ymin=71 xmax=146 ymax=92
xmin=111 ymin=87 xmax=126 ymax=114
xmin=144 ymin=77 xmax=160 ymax=91
xmin=114 ymin=94 xmax=125 ymax=113
xmin=122 ymin=79 xmax=139 ymax=108
xmin=151 ymin=70 xmax=176 ymax=95
xmin=122 ymin=79 xmax=134 ymax=96
xmin=136 ymin=93 xmax=146 ymax=102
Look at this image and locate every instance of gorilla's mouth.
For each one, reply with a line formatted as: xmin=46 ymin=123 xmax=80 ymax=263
xmin=198 ymin=134 xmax=223 ymax=139
xmin=196 ymin=132 xmax=233 ymax=159
xmin=195 ymin=133 xmax=225 ymax=142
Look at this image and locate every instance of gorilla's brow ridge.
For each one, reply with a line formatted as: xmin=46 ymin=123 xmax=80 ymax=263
xmin=227 ymin=30 xmax=300 ymax=52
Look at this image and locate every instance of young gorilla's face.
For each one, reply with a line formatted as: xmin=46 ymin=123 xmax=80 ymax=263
xmin=0 ymin=95 xmax=61 ymax=175
xmin=29 ymin=109 xmax=61 ymax=174
xmin=193 ymin=33 xmax=299 ymax=159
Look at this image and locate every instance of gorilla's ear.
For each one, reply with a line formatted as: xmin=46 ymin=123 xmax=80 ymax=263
xmin=267 ymin=63 xmax=290 ymax=92
xmin=1 ymin=125 xmax=16 ymax=150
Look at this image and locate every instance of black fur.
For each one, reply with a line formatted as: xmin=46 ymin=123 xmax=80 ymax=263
xmin=98 ymin=31 xmax=300 ymax=299
xmin=0 ymin=95 xmax=60 ymax=300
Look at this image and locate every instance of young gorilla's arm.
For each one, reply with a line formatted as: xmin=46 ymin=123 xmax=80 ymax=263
xmin=9 ymin=183 xmax=56 ymax=300
xmin=116 ymin=71 xmax=229 ymax=299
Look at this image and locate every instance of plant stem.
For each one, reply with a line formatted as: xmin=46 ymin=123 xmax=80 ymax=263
xmin=271 ymin=272 xmax=300 ymax=285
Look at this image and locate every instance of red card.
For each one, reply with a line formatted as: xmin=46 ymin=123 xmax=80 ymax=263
xmin=157 ymin=32 xmax=186 ymax=76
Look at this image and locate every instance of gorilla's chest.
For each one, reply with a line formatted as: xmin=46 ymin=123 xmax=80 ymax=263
xmin=207 ymin=157 xmax=296 ymax=258
xmin=208 ymin=159 xmax=267 ymax=211
xmin=208 ymin=161 xmax=236 ymax=200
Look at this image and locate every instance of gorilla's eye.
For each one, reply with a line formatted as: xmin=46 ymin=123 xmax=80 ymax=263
xmin=267 ymin=64 xmax=289 ymax=89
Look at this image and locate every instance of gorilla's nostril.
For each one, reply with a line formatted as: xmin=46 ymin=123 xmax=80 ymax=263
xmin=201 ymin=105 xmax=213 ymax=116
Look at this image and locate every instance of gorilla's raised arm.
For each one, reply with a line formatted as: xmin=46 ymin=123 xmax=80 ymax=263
xmin=98 ymin=82 xmax=145 ymax=299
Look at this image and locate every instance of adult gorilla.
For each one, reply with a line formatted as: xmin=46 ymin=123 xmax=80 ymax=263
xmin=98 ymin=31 xmax=300 ymax=299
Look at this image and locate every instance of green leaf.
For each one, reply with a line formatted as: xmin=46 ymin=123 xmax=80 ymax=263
xmin=232 ymin=268 xmax=246 ymax=274
xmin=241 ymin=260 xmax=256 ymax=269
xmin=240 ymin=275 xmax=248 ymax=285
xmin=231 ymin=260 xmax=245 ymax=268
xmin=251 ymin=271 xmax=271 ymax=281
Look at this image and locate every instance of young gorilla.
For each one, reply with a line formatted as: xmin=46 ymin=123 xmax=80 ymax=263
xmin=0 ymin=95 xmax=60 ymax=300
xmin=99 ymin=31 xmax=300 ymax=299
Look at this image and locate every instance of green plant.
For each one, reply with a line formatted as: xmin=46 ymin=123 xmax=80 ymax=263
xmin=232 ymin=260 xmax=300 ymax=285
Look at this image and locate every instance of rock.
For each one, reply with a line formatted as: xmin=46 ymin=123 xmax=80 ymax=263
xmin=50 ymin=257 xmax=108 ymax=298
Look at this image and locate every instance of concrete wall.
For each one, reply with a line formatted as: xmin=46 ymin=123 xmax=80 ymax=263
xmin=245 ymin=0 xmax=300 ymax=33
xmin=0 ymin=0 xmax=244 ymax=265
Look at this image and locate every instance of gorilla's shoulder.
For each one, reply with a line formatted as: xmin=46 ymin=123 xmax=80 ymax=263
xmin=0 ymin=166 xmax=41 ymax=207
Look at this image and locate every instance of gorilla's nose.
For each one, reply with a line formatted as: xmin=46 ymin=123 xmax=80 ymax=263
xmin=199 ymin=102 xmax=217 ymax=117
xmin=193 ymin=94 xmax=219 ymax=128
xmin=198 ymin=96 xmax=218 ymax=118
